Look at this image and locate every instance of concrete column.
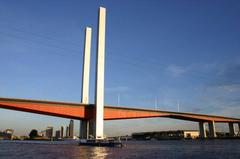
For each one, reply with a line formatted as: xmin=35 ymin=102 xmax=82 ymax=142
xmin=80 ymin=27 xmax=92 ymax=139
xmin=238 ymin=123 xmax=240 ymax=134
xmin=208 ymin=121 xmax=216 ymax=138
xmin=80 ymin=120 xmax=95 ymax=139
xmin=81 ymin=27 xmax=92 ymax=104
xmin=88 ymin=119 xmax=95 ymax=138
xmin=95 ymin=7 xmax=106 ymax=140
xmin=80 ymin=120 xmax=89 ymax=139
xmin=228 ymin=122 xmax=235 ymax=137
xmin=199 ymin=121 xmax=206 ymax=139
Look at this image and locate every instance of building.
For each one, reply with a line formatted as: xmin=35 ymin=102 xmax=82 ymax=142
xmin=55 ymin=130 xmax=61 ymax=139
xmin=38 ymin=130 xmax=45 ymax=137
xmin=46 ymin=127 xmax=53 ymax=139
xmin=65 ymin=126 xmax=69 ymax=138
xmin=5 ymin=129 xmax=14 ymax=134
xmin=0 ymin=129 xmax=14 ymax=140
xmin=183 ymin=130 xmax=199 ymax=139
xmin=132 ymin=130 xmax=199 ymax=140
xmin=60 ymin=126 xmax=64 ymax=139
xmin=69 ymin=120 xmax=74 ymax=139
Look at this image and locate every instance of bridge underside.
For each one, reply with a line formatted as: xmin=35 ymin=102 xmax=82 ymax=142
xmin=0 ymin=97 xmax=240 ymax=123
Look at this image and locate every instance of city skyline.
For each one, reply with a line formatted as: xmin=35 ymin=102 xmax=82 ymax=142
xmin=0 ymin=119 xmax=74 ymax=138
xmin=0 ymin=0 xmax=240 ymax=136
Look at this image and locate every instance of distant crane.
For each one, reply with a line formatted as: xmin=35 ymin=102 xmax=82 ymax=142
xmin=177 ymin=100 xmax=180 ymax=112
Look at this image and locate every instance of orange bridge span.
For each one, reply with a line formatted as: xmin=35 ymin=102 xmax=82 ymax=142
xmin=0 ymin=97 xmax=239 ymax=123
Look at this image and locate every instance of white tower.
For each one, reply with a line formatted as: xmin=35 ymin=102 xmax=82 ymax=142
xmin=80 ymin=27 xmax=92 ymax=139
xmin=95 ymin=7 xmax=106 ymax=139
xmin=81 ymin=27 xmax=92 ymax=104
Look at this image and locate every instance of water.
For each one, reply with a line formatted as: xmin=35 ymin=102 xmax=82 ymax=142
xmin=0 ymin=140 xmax=240 ymax=159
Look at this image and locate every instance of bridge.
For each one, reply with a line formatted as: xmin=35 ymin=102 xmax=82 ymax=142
xmin=0 ymin=7 xmax=240 ymax=139
xmin=0 ymin=97 xmax=240 ymax=139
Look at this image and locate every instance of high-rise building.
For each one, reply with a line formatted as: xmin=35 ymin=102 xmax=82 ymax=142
xmin=65 ymin=126 xmax=69 ymax=138
xmin=60 ymin=126 xmax=64 ymax=139
xmin=46 ymin=126 xmax=53 ymax=139
xmin=55 ymin=130 xmax=61 ymax=139
xmin=69 ymin=120 xmax=74 ymax=138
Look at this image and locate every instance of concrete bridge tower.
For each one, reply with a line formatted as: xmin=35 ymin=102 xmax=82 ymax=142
xmin=80 ymin=26 xmax=92 ymax=139
xmin=95 ymin=7 xmax=106 ymax=140
xmin=80 ymin=7 xmax=106 ymax=140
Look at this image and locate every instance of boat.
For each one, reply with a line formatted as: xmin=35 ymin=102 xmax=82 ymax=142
xmin=79 ymin=139 xmax=123 ymax=147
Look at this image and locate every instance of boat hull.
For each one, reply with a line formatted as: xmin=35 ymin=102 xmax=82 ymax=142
xmin=79 ymin=139 xmax=123 ymax=147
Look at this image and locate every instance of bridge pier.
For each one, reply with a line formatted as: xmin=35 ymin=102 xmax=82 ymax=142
xmin=208 ymin=121 xmax=216 ymax=138
xmin=228 ymin=122 xmax=235 ymax=137
xmin=199 ymin=121 xmax=206 ymax=139
xmin=80 ymin=120 xmax=95 ymax=139
xmin=80 ymin=120 xmax=89 ymax=139
xmin=238 ymin=123 xmax=240 ymax=135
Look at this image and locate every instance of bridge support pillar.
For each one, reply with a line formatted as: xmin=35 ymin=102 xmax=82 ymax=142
xmin=94 ymin=7 xmax=106 ymax=140
xmin=199 ymin=121 xmax=206 ymax=139
xmin=228 ymin=122 xmax=235 ymax=137
xmin=208 ymin=121 xmax=216 ymax=138
xmin=80 ymin=120 xmax=89 ymax=139
xmin=80 ymin=120 xmax=95 ymax=139
xmin=238 ymin=123 xmax=240 ymax=135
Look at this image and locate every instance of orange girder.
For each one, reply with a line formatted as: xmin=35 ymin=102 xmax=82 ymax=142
xmin=0 ymin=98 xmax=94 ymax=120
xmin=0 ymin=97 xmax=240 ymax=123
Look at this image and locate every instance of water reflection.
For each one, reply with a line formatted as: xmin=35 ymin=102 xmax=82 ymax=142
xmin=71 ymin=145 xmax=108 ymax=159
xmin=1 ymin=140 xmax=240 ymax=159
xmin=89 ymin=147 xmax=108 ymax=159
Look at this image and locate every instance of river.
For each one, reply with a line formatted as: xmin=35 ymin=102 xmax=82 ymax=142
xmin=0 ymin=139 xmax=240 ymax=159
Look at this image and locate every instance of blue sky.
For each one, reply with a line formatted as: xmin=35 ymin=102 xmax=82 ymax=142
xmin=0 ymin=0 xmax=240 ymax=136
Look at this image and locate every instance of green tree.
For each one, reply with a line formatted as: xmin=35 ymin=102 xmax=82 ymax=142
xmin=29 ymin=129 xmax=39 ymax=139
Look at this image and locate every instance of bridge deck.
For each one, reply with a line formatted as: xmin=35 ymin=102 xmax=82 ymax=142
xmin=0 ymin=97 xmax=239 ymax=123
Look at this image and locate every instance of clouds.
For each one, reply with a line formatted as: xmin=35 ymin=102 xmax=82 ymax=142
xmin=194 ymin=61 xmax=240 ymax=117
xmin=163 ymin=60 xmax=240 ymax=118
xmin=212 ymin=106 xmax=240 ymax=118
xmin=204 ymin=61 xmax=240 ymax=93
xmin=166 ymin=64 xmax=187 ymax=77
xmin=206 ymin=84 xmax=240 ymax=93
xmin=165 ymin=62 xmax=219 ymax=78
xmin=199 ymin=83 xmax=240 ymax=117
xmin=105 ymin=86 xmax=130 ymax=92
xmin=215 ymin=62 xmax=240 ymax=86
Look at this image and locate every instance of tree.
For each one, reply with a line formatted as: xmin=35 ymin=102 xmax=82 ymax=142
xmin=29 ymin=129 xmax=39 ymax=139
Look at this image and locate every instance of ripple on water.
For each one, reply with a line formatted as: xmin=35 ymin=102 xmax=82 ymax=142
xmin=0 ymin=140 xmax=240 ymax=159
